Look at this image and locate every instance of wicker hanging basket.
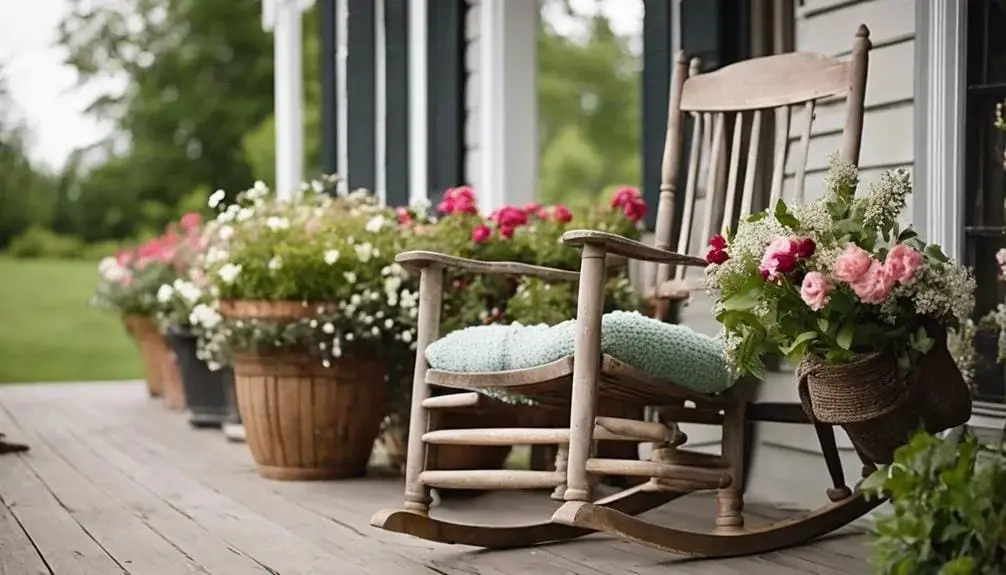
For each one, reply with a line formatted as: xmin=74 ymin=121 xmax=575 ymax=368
xmin=223 ymin=299 xmax=388 ymax=480
xmin=798 ymin=327 xmax=972 ymax=465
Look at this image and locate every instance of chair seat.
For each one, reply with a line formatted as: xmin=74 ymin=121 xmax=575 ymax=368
xmin=425 ymin=310 xmax=735 ymax=395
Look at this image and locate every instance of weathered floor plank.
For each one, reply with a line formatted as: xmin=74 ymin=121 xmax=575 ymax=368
xmin=0 ymin=497 xmax=50 ymax=575
xmin=0 ymin=383 xmax=873 ymax=575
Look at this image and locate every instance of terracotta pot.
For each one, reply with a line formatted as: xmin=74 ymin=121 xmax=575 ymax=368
xmin=234 ymin=351 xmax=388 ymax=481
xmin=122 ymin=315 xmax=166 ymax=398
xmin=164 ymin=329 xmax=226 ymax=428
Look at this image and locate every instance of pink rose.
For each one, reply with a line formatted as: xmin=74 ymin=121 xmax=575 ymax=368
xmin=471 ymin=224 xmax=492 ymax=244
xmin=799 ymin=272 xmax=830 ymax=311
xmin=553 ymin=204 xmax=574 ymax=223
xmin=833 ymin=245 xmax=873 ymax=283
xmin=708 ymin=234 xmax=727 ymax=251
xmin=884 ymin=244 xmax=923 ymax=284
xmin=759 ymin=236 xmax=799 ymax=280
xmin=850 ymin=261 xmax=895 ymax=304
xmin=796 ymin=237 xmax=816 ymax=260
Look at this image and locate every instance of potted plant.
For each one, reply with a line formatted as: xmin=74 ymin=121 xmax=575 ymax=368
xmin=155 ymin=212 xmax=230 ymax=428
xmin=863 ymin=428 xmax=1006 ymax=574
xmin=706 ymin=155 xmax=975 ymax=464
xmin=197 ymin=180 xmax=417 ymax=480
xmin=93 ymin=232 xmax=185 ymax=404
xmin=383 ymin=186 xmax=648 ymax=477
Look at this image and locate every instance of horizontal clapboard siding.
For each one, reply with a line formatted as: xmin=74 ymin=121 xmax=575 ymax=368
xmin=782 ymin=0 xmax=916 ymax=209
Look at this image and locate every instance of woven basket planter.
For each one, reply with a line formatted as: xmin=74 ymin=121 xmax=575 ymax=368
xmin=222 ymin=297 xmax=387 ymax=480
xmin=798 ymin=328 xmax=972 ymax=465
xmin=234 ymin=351 xmax=388 ymax=480
xmin=122 ymin=315 xmax=167 ymax=398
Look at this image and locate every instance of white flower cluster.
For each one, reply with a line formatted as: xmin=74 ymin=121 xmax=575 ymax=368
xmin=853 ymin=168 xmax=911 ymax=233
xmin=98 ymin=256 xmax=129 ymax=283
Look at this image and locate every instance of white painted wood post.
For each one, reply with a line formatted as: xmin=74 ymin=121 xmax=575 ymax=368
xmin=478 ymin=0 xmax=538 ymax=213
xmin=264 ymin=0 xmax=312 ymax=200
xmin=408 ymin=0 xmax=428 ymax=207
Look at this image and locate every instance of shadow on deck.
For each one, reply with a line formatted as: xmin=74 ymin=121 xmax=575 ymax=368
xmin=0 ymin=382 xmax=871 ymax=574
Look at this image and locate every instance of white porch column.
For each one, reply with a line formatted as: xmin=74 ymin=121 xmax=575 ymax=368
xmin=916 ymin=0 xmax=967 ymax=262
xmin=408 ymin=0 xmax=428 ymax=205
xmin=478 ymin=0 xmax=538 ymax=213
xmin=265 ymin=0 xmax=311 ymax=200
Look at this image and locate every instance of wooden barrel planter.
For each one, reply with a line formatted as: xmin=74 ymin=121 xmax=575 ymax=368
xmin=122 ymin=314 xmax=166 ymax=398
xmin=798 ymin=326 xmax=972 ymax=465
xmin=164 ymin=328 xmax=227 ymax=428
xmin=221 ymin=300 xmax=387 ymax=481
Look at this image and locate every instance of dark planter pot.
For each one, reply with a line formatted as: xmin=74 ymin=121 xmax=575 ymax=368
xmin=164 ymin=329 xmax=228 ymax=429
xmin=222 ymin=368 xmax=246 ymax=442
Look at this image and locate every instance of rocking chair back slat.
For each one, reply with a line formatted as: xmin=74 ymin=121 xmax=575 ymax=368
xmin=654 ymin=25 xmax=871 ymax=289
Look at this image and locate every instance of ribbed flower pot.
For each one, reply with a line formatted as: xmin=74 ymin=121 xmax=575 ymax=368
xmin=233 ymin=351 xmax=388 ymax=480
xmin=164 ymin=328 xmax=227 ymax=429
xmin=122 ymin=314 xmax=165 ymax=398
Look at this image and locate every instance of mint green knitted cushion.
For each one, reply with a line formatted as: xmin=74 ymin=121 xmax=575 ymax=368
xmin=425 ymin=310 xmax=734 ymax=395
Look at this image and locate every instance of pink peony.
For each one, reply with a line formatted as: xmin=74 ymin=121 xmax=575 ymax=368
xmin=759 ymin=236 xmax=799 ymax=280
xmin=833 ymin=245 xmax=873 ymax=283
xmin=499 ymin=225 xmax=516 ymax=240
xmin=494 ymin=206 xmax=529 ymax=229
xmin=471 ymin=224 xmax=492 ymax=244
xmin=438 ymin=186 xmax=479 ymax=215
xmin=395 ymin=207 xmax=413 ymax=227
xmin=850 ymin=261 xmax=895 ymax=304
xmin=799 ymin=272 xmax=830 ymax=311
xmin=884 ymin=243 xmax=923 ymax=284
xmin=611 ymin=186 xmax=647 ymax=223
xmin=180 ymin=212 xmax=202 ymax=232
xmin=523 ymin=202 xmax=541 ymax=215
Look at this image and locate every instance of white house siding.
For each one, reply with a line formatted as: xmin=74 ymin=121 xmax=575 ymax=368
xmin=464 ymin=0 xmax=481 ymax=188
xmin=674 ymin=0 xmax=917 ymax=509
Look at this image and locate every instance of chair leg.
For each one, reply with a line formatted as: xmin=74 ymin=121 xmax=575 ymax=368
xmin=564 ymin=243 xmax=607 ymax=502
xmin=403 ymin=268 xmax=445 ymax=514
xmin=715 ymin=403 xmax=747 ymax=533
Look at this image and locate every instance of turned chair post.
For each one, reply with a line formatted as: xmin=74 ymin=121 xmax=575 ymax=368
xmin=564 ymin=243 xmax=608 ymax=502
xmin=403 ymin=265 xmax=445 ymax=513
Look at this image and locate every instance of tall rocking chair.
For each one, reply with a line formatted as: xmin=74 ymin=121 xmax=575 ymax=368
xmin=372 ymin=26 xmax=877 ymax=558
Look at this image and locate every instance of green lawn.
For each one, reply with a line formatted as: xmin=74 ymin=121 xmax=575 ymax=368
xmin=0 ymin=258 xmax=142 ymax=383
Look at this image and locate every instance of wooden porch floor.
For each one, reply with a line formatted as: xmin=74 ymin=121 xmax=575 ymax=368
xmin=0 ymin=383 xmax=871 ymax=574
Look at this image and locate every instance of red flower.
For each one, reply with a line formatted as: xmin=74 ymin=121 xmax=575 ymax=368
xmin=471 ymin=224 xmax=492 ymax=244
xmin=611 ymin=186 xmax=641 ymax=208
xmin=708 ymin=234 xmax=727 ymax=251
xmin=623 ymin=200 xmax=647 ymax=223
xmin=437 ymin=185 xmax=479 ymax=215
xmin=495 ymin=206 xmax=529 ymax=228
xmin=705 ymin=247 xmax=729 ymax=265
xmin=772 ymin=253 xmax=798 ymax=274
xmin=796 ymin=237 xmax=816 ymax=259
xmin=499 ymin=225 xmax=516 ymax=240
xmin=395 ymin=207 xmax=414 ymax=226
xmin=553 ymin=204 xmax=574 ymax=223
xmin=180 ymin=212 xmax=202 ymax=232
xmin=452 ymin=194 xmax=478 ymax=215
xmin=523 ymin=202 xmax=541 ymax=215
xmin=437 ymin=197 xmax=455 ymax=214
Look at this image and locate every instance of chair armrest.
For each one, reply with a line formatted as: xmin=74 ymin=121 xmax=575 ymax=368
xmin=395 ymin=250 xmax=579 ymax=282
xmin=561 ymin=230 xmax=707 ymax=267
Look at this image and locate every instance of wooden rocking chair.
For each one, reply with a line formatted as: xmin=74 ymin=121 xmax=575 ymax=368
xmin=372 ymin=26 xmax=878 ymax=558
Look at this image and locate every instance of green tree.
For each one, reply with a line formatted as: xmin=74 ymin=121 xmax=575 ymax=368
xmin=57 ymin=0 xmax=275 ymax=239
xmin=537 ymin=1 xmax=641 ymax=206
xmin=0 ymin=65 xmax=58 ymax=247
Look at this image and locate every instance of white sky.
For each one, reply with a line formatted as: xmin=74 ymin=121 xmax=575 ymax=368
xmin=0 ymin=0 xmax=641 ymax=170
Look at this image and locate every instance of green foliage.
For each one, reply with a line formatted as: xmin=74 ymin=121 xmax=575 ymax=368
xmin=863 ymin=429 xmax=1006 ymax=575
xmin=537 ymin=3 xmax=641 ymax=206
xmin=7 ymin=227 xmax=85 ymax=260
xmin=708 ymin=157 xmax=976 ymax=377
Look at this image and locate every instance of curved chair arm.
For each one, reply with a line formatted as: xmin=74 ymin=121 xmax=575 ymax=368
xmin=561 ymin=230 xmax=707 ymax=267
xmin=396 ymin=250 xmax=580 ymax=282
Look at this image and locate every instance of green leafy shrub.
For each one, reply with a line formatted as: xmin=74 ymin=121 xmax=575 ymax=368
xmin=6 ymin=226 xmax=84 ymax=260
xmin=863 ymin=429 xmax=1006 ymax=574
